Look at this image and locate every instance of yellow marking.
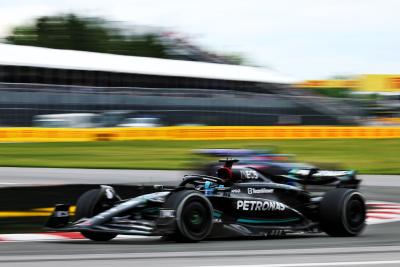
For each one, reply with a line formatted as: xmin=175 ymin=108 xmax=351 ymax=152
xmin=0 ymin=211 xmax=53 ymax=217
xmin=32 ymin=206 xmax=76 ymax=213
xmin=0 ymin=206 xmax=76 ymax=218
xmin=295 ymin=79 xmax=358 ymax=88
xmin=0 ymin=126 xmax=400 ymax=142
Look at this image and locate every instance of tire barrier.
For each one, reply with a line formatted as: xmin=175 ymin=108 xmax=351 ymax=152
xmin=0 ymin=126 xmax=399 ymax=142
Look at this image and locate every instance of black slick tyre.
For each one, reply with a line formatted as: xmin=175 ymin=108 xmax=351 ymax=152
xmin=75 ymin=189 xmax=117 ymax=241
xmin=320 ymin=188 xmax=366 ymax=237
xmin=164 ymin=190 xmax=213 ymax=242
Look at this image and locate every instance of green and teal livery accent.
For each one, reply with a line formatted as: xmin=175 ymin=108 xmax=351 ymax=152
xmin=237 ymin=217 xmax=300 ymax=224
xmin=213 ymin=210 xmax=223 ymax=218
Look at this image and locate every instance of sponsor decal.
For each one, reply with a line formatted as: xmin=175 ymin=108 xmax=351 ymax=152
xmin=247 ymin=188 xmax=274 ymax=194
xmin=105 ymin=188 xmax=114 ymax=199
xmin=313 ymin=170 xmax=349 ymax=177
xmin=241 ymin=170 xmax=259 ymax=179
xmin=292 ymin=169 xmax=349 ymax=177
xmin=54 ymin=211 xmax=69 ymax=217
xmin=236 ymin=200 xmax=285 ymax=211
xmin=159 ymin=209 xmax=175 ymax=218
xmin=231 ymin=188 xmax=241 ymax=194
xmin=388 ymin=77 xmax=400 ymax=89
xmin=292 ymin=169 xmax=310 ymax=176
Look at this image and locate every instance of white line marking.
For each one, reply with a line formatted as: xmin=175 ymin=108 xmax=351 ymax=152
xmin=367 ymin=218 xmax=400 ymax=225
xmin=0 ymin=233 xmax=158 ymax=242
xmin=197 ymin=260 xmax=400 ymax=267
xmin=367 ymin=200 xmax=400 ymax=205
xmin=0 ymin=234 xmax=69 ymax=241
xmin=1 ymin=246 xmax=400 ymax=262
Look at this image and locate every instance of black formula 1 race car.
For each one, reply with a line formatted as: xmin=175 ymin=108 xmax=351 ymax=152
xmin=45 ymin=159 xmax=366 ymax=242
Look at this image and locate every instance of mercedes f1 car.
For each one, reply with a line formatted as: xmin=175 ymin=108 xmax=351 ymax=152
xmin=45 ymin=159 xmax=366 ymax=242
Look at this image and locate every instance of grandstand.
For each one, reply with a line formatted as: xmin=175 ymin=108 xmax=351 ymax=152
xmin=0 ymin=44 xmax=365 ymax=126
xmin=0 ymin=43 xmax=291 ymax=88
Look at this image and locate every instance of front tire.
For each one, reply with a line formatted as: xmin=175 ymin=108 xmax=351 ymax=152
xmin=164 ymin=190 xmax=213 ymax=242
xmin=320 ymin=189 xmax=366 ymax=237
xmin=75 ymin=189 xmax=118 ymax=241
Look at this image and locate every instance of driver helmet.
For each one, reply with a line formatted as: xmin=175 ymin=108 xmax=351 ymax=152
xmin=217 ymin=167 xmax=233 ymax=181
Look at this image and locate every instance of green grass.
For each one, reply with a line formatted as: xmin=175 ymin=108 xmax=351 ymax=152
xmin=0 ymin=139 xmax=399 ymax=174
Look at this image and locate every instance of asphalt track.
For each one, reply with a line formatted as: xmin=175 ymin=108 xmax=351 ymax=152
xmin=1 ymin=167 xmax=400 ymax=266
xmin=0 ymin=166 xmax=399 ymax=187
xmin=0 ymin=167 xmax=185 ymax=186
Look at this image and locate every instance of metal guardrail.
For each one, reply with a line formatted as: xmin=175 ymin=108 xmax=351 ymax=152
xmin=0 ymin=82 xmax=370 ymax=127
xmin=0 ymin=82 xmax=267 ymax=97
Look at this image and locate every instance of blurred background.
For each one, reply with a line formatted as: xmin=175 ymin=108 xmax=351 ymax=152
xmin=0 ymin=2 xmax=400 ymax=260
xmin=0 ymin=0 xmax=398 ymax=173
xmin=0 ymin=1 xmax=399 ymax=128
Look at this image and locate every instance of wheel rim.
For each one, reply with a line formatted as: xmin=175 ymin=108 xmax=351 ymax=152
xmin=180 ymin=197 xmax=212 ymax=239
xmin=190 ymin=211 xmax=203 ymax=225
xmin=345 ymin=195 xmax=366 ymax=231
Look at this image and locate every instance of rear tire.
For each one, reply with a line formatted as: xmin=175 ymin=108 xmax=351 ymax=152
xmin=163 ymin=190 xmax=213 ymax=242
xmin=75 ymin=189 xmax=118 ymax=241
xmin=320 ymin=189 xmax=366 ymax=237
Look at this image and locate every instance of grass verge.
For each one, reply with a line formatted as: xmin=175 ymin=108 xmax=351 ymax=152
xmin=0 ymin=139 xmax=398 ymax=174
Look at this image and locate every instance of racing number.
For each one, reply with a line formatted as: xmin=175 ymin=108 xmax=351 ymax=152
xmin=243 ymin=170 xmax=258 ymax=179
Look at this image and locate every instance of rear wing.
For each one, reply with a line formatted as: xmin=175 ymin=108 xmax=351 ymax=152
xmin=280 ymin=168 xmax=361 ymax=188
xmin=289 ymin=169 xmax=356 ymax=179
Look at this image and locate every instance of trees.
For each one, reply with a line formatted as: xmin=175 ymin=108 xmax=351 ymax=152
xmin=6 ymin=14 xmax=168 ymax=58
xmin=6 ymin=13 xmax=245 ymax=65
